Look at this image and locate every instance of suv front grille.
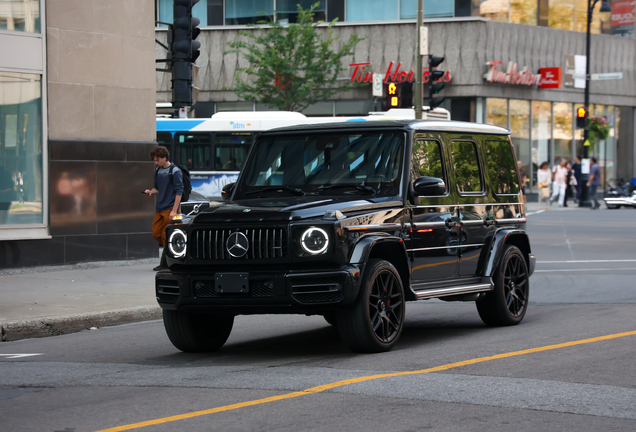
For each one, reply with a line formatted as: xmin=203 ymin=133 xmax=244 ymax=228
xmin=190 ymin=227 xmax=287 ymax=260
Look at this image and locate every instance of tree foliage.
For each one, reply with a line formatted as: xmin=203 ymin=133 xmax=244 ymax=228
xmin=225 ymin=3 xmax=362 ymax=112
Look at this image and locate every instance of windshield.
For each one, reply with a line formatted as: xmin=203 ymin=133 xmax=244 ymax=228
xmin=234 ymin=131 xmax=405 ymax=199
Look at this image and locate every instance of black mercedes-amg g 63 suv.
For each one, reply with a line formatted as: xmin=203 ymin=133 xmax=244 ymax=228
xmin=156 ymin=119 xmax=535 ymax=353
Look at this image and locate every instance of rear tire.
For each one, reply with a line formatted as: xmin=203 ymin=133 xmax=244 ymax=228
xmin=163 ymin=310 xmax=234 ymax=353
xmin=476 ymin=245 xmax=529 ymax=326
xmin=337 ymin=259 xmax=405 ymax=353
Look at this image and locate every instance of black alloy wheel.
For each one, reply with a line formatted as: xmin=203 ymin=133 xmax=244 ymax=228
xmin=476 ymin=245 xmax=529 ymax=326
xmin=337 ymin=259 xmax=405 ymax=352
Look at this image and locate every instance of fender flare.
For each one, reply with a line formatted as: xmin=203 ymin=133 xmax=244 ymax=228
xmin=348 ymin=234 xmax=413 ymax=299
xmin=480 ymin=229 xmax=533 ymax=278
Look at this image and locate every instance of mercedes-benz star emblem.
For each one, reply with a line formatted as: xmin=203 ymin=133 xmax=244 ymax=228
xmin=226 ymin=232 xmax=249 ymax=258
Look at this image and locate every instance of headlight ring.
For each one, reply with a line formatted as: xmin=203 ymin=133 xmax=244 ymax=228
xmin=300 ymin=227 xmax=329 ymax=255
xmin=168 ymin=229 xmax=187 ymax=258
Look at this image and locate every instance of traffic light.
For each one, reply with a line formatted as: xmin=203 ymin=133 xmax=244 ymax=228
xmin=387 ymin=82 xmax=399 ymax=108
xmin=385 ymin=83 xmax=413 ymax=110
xmin=172 ymin=0 xmax=201 ymax=109
xmin=428 ymin=55 xmax=445 ymax=109
xmin=576 ymin=107 xmax=587 ymax=129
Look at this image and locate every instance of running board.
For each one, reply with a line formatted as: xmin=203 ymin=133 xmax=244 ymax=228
xmin=414 ymin=283 xmax=493 ymax=300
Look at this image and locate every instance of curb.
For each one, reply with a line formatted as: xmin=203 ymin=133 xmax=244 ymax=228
xmin=0 ymin=306 xmax=162 ymax=342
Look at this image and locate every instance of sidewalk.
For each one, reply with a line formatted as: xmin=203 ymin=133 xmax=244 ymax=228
xmin=0 ymin=258 xmax=161 ymax=342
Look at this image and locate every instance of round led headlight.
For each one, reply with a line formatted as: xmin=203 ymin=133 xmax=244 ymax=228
xmin=300 ymin=227 xmax=329 ymax=255
xmin=168 ymin=229 xmax=187 ymax=258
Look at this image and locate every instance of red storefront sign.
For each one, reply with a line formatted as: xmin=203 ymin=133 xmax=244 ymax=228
xmin=349 ymin=62 xmax=452 ymax=84
xmin=539 ymin=67 xmax=562 ymax=89
xmin=484 ymin=61 xmax=541 ymax=86
xmin=611 ymin=0 xmax=635 ymax=27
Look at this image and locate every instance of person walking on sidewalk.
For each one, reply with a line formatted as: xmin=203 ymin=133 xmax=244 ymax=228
xmin=587 ymin=157 xmax=601 ymax=210
xmin=572 ymin=156 xmax=582 ymax=203
xmin=538 ymin=161 xmax=552 ymax=210
xmin=564 ymin=162 xmax=577 ymax=207
xmin=144 ymin=146 xmax=183 ymax=271
xmin=550 ymin=159 xmax=568 ymax=207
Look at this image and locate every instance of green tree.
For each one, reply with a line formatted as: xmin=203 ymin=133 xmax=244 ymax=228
xmin=225 ymin=3 xmax=362 ymax=112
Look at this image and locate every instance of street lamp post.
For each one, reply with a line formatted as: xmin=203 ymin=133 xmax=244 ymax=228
xmin=579 ymin=0 xmax=611 ymax=207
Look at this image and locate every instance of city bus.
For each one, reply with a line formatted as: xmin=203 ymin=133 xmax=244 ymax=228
xmin=156 ymin=108 xmax=451 ymax=199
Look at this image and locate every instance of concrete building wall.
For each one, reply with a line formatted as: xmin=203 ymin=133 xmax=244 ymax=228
xmin=157 ymin=19 xmax=636 ymax=107
xmin=1 ymin=0 xmax=160 ymax=268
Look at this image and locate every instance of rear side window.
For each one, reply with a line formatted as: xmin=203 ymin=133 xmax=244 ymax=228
xmin=450 ymin=141 xmax=482 ymax=193
xmin=484 ymin=140 xmax=520 ymax=195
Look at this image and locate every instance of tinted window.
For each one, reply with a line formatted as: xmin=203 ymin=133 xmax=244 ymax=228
xmin=484 ymin=140 xmax=520 ymax=194
xmin=175 ymin=133 xmax=212 ymax=170
xmin=235 ymin=132 xmax=404 ymax=198
xmin=450 ymin=141 xmax=482 ymax=193
xmin=411 ymin=140 xmax=445 ymax=180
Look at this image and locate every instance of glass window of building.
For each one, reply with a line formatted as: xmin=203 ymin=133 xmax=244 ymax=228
xmin=486 ymin=98 xmax=507 ymax=129
xmin=509 ymin=99 xmax=530 ymax=187
xmin=480 ymin=0 xmax=509 ymax=22
xmin=0 ymin=71 xmax=43 ymax=226
xmin=531 ymin=101 xmax=552 ymax=189
xmin=399 ymin=0 xmax=454 ymax=19
xmin=548 ymin=0 xmax=575 ymax=30
xmin=347 ymin=0 xmax=398 ymax=21
xmin=510 ymin=0 xmax=537 ymax=25
xmin=158 ymin=0 xmax=210 ymax=26
xmin=553 ymin=102 xmax=573 ymax=164
xmin=0 ymin=0 xmax=40 ymax=32
xmin=226 ymin=0 xmax=274 ymax=24
xmin=277 ymin=0 xmax=325 ymax=23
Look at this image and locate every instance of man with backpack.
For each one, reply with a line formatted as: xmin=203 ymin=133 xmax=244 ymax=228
xmin=144 ymin=146 xmax=189 ymax=271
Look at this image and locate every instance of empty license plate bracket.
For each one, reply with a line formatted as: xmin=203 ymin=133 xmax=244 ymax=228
xmin=215 ymin=273 xmax=249 ymax=294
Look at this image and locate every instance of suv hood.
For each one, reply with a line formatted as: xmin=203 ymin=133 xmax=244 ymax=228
xmin=193 ymin=197 xmax=402 ymax=223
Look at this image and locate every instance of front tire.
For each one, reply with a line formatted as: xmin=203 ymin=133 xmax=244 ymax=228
xmin=337 ymin=259 xmax=405 ymax=353
xmin=477 ymin=245 xmax=529 ymax=326
xmin=163 ymin=310 xmax=234 ymax=353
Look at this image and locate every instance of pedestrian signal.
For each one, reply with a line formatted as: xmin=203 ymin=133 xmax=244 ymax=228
xmin=576 ymin=107 xmax=587 ymax=129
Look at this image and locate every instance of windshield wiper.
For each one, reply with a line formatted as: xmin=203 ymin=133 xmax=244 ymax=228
xmin=317 ymin=183 xmax=376 ymax=195
xmin=245 ymin=186 xmax=305 ymax=196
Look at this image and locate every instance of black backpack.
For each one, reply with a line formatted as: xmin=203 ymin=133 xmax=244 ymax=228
xmin=155 ymin=164 xmax=192 ymax=202
xmin=169 ymin=164 xmax=192 ymax=202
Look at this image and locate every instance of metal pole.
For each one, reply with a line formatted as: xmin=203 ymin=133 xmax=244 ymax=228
xmin=414 ymin=0 xmax=423 ymax=120
xmin=579 ymin=0 xmax=595 ymax=207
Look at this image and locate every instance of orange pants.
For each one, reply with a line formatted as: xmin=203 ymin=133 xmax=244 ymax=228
xmin=152 ymin=208 xmax=173 ymax=247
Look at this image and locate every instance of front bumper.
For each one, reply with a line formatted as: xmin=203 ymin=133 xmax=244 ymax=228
xmin=155 ymin=265 xmax=363 ymax=315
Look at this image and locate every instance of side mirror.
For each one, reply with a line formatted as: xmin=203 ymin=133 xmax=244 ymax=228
xmin=413 ymin=176 xmax=446 ymax=196
xmin=221 ymin=182 xmax=235 ymax=201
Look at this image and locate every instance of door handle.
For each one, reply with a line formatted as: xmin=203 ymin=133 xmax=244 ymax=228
xmin=484 ymin=218 xmax=497 ymax=226
xmin=445 ymin=218 xmax=459 ymax=228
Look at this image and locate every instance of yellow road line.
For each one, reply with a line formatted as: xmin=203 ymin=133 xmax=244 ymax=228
xmin=95 ymin=329 xmax=636 ymax=432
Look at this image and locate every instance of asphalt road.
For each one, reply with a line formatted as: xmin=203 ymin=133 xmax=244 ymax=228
xmin=1 ymin=208 xmax=635 ymax=432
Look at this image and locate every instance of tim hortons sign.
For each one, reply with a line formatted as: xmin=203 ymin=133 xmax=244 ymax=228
xmin=349 ymin=62 xmax=452 ymax=84
xmin=484 ymin=61 xmax=541 ymax=86
xmin=539 ymin=67 xmax=562 ymax=89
